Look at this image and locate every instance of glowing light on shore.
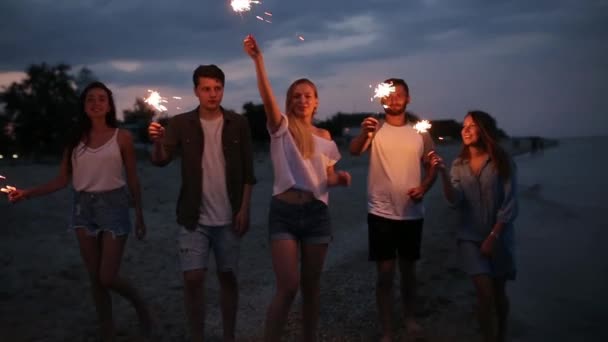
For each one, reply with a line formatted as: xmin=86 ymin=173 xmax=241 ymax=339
xmin=413 ymin=120 xmax=432 ymax=133
xmin=230 ymin=0 xmax=260 ymax=13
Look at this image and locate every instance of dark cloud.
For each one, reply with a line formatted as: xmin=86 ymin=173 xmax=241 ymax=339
xmin=0 ymin=0 xmax=607 ymax=136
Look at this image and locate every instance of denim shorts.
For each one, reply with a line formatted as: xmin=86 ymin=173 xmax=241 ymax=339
xmin=458 ymin=239 xmax=516 ymax=280
xmin=268 ymin=197 xmax=332 ymax=244
xmin=71 ymin=187 xmax=131 ymax=238
xmin=177 ymin=224 xmax=241 ymax=273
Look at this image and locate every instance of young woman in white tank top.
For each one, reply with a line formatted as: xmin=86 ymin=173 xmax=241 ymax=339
xmin=244 ymin=35 xmax=351 ymax=341
xmin=9 ymin=82 xmax=153 ymax=340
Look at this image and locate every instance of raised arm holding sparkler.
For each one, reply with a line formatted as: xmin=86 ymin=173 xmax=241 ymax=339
xmin=243 ymin=34 xmax=351 ymax=341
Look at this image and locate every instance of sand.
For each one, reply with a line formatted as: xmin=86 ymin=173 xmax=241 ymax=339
xmin=0 ymin=141 xmax=537 ymax=341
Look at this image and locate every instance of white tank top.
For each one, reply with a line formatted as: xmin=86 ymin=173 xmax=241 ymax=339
xmin=71 ymin=129 xmax=125 ymax=192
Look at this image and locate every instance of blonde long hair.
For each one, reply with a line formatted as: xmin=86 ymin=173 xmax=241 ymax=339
xmin=285 ymin=78 xmax=318 ymax=159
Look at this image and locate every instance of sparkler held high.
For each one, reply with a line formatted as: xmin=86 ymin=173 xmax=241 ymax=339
xmin=230 ymin=0 xmax=261 ymax=14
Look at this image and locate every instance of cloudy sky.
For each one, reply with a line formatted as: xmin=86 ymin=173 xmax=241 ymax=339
xmin=1 ymin=0 xmax=606 ymax=137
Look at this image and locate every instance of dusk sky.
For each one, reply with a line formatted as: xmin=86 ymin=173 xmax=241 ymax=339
xmin=1 ymin=0 xmax=606 ymax=137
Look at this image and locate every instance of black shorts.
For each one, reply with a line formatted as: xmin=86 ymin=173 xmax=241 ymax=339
xmin=367 ymin=213 xmax=424 ymax=261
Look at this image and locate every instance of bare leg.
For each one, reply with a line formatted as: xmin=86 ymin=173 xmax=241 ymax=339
xmin=264 ymin=239 xmax=300 ymax=342
xmin=97 ymin=233 xmax=153 ymax=337
xmin=398 ymin=257 xmax=423 ymax=337
xmin=75 ymin=229 xmax=114 ymax=342
xmin=300 ymin=243 xmax=329 ymax=342
xmin=376 ymin=259 xmax=396 ymax=342
xmin=217 ymin=271 xmax=238 ymax=342
xmin=183 ymin=269 xmax=206 ymax=342
xmin=472 ymin=275 xmax=497 ymax=342
xmin=493 ymin=278 xmax=509 ymax=342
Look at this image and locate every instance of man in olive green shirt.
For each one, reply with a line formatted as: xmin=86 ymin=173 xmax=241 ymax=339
xmin=148 ymin=64 xmax=256 ymax=342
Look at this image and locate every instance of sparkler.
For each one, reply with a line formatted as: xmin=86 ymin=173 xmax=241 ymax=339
xmin=1 ymin=185 xmax=16 ymax=194
xmin=0 ymin=175 xmax=5 ymax=180
xmin=413 ymin=120 xmax=432 ymax=134
xmin=143 ymin=90 xmax=169 ymax=122
xmin=230 ymin=0 xmax=261 ymax=14
xmin=369 ymin=82 xmax=396 ymax=103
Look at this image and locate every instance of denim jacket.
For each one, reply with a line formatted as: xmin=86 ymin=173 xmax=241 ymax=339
xmin=447 ymin=156 xmax=518 ymax=242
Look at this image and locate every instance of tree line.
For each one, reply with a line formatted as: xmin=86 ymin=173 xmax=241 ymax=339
xmin=0 ymin=63 xmax=498 ymax=158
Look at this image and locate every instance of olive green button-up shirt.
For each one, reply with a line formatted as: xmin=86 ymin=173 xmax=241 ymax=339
xmin=152 ymin=107 xmax=256 ymax=230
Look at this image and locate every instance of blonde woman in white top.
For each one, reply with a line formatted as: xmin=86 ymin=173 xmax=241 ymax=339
xmin=244 ymin=35 xmax=351 ymax=341
xmin=9 ymin=82 xmax=152 ymax=341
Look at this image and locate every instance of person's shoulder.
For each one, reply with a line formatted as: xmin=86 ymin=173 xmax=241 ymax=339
xmin=117 ymin=128 xmax=134 ymax=144
xmin=314 ymin=127 xmax=332 ymax=141
xmin=223 ymin=109 xmax=247 ymax=122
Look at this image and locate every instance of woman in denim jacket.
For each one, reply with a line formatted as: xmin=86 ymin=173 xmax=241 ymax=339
xmin=430 ymin=111 xmax=517 ymax=342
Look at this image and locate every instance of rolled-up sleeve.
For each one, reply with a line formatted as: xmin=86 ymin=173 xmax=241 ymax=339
xmin=496 ymin=162 xmax=518 ymax=224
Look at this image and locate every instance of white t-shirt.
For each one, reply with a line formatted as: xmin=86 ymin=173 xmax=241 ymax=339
xmin=368 ymin=122 xmax=434 ymax=220
xmin=72 ymin=128 xmax=125 ymax=192
xmin=269 ymin=114 xmax=341 ymax=205
xmin=199 ymin=116 xmax=232 ymax=226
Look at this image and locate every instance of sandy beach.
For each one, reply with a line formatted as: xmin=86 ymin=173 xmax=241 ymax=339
xmin=2 ymin=137 xmax=604 ymax=341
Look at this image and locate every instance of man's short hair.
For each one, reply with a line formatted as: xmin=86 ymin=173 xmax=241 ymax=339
xmin=193 ymin=64 xmax=225 ymax=87
xmin=383 ymin=78 xmax=409 ymax=95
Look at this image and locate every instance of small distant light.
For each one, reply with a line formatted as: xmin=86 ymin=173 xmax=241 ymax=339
xmin=12 ymin=154 xmax=18 ymax=159
xmin=438 ymin=137 xmax=444 ymax=140
xmin=0 ymin=154 xmax=4 ymax=159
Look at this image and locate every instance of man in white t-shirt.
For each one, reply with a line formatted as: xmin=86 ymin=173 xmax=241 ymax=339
xmin=349 ymin=78 xmax=436 ymax=341
xmin=148 ymin=65 xmax=256 ymax=342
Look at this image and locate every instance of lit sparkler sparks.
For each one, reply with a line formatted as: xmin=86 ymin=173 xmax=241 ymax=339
xmin=144 ymin=90 xmax=168 ymax=113
xmin=413 ymin=120 xmax=432 ymax=134
xmin=1 ymin=185 xmax=16 ymax=194
xmin=369 ymin=82 xmax=396 ymax=102
xmin=230 ymin=0 xmax=261 ymax=13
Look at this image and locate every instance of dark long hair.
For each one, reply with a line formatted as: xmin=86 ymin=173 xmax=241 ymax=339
xmin=458 ymin=110 xmax=512 ymax=180
xmin=66 ymin=81 xmax=118 ymax=172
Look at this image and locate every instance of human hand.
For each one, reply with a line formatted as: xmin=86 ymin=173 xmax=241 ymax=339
xmin=233 ymin=208 xmax=250 ymax=237
xmin=135 ymin=217 xmax=147 ymax=240
xmin=361 ymin=117 xmax=380 ymax=137
xmin=243 ymin=34 xmax=261 ymax=59
xmin=336 ymin=170 xmax=352 ymax=187
xmin=480 ymin=234 xmax=498 ymax=257
xmin=7 ymin=188 xmax=28 ymax=203
xmin=148 ymin=122 xmax=165 ymax=143
xmin=428 ymin=151 xmax=446 ymax=170
xmin=407 ymin=186 xmax=425 ymax=202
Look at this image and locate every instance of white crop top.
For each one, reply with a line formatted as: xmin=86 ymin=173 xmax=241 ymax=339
xmin=71 ymin=129 xmax=125 ymax=192
xmin=268 ymin=115 xmax=341 ymax=204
